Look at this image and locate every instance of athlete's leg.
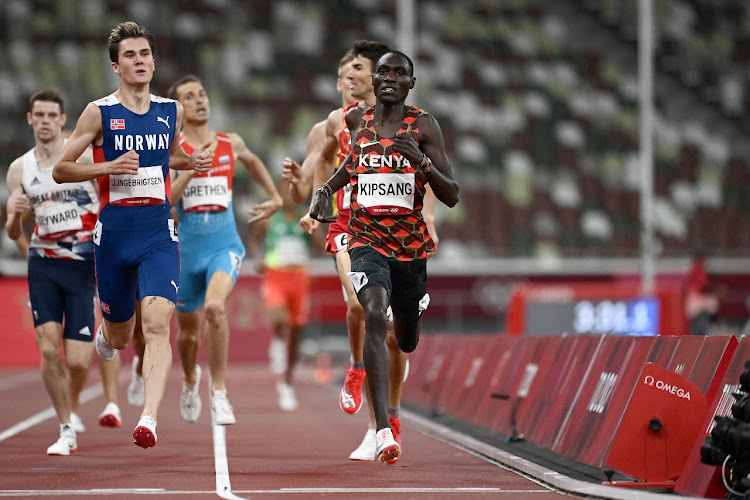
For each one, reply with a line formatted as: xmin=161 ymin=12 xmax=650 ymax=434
xmin=139 ymin=296 xmax=175 ymax=421
xmin=132 ymin=300 xmax=146 ymax=375
xmin=203 ymin=271 xmax=234 ymax=393
xmin=176 ymin=308 xmax=203 ymax=387
xmin=336 ymin=249 xmax=365 ymax=364
xmin=35 ymin=322 xmax=72 ymax=425
xmin=98 ymin=354 xmax=121 ymax=406
xmin=63 ymin=337 xmax=95 ymax=415
xmin=359 ymin=285 xmax=391 ymax=432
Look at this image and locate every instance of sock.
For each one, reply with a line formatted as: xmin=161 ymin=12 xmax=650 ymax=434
xmin=352 ymin=360 xmax=365 ymax=370
xmin=388 ymin=406 xmax=400 ymax=419
xmin=213 ymin=390 xmax=227 ymax=398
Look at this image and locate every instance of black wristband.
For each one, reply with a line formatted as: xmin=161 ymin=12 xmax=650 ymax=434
xmin=317 ymin=183 xmax=333 ymax=198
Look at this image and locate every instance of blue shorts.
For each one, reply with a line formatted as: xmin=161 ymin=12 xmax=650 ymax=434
xmin=94 ymin=218 xmax=181 ymax=323
xmin=177 ymin=231 xmax=245 ymax=313
xmin=27 ymin=257 xmax=96 ymax=341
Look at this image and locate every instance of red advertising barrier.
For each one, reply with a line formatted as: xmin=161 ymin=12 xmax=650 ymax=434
xmin=674 ymin=336 xmax=750 ymax=499
xmin=454 ymin=335 xmax=520 ymax=424
xmin=606 ymin=363 xmax=708 ymax=488
xmin=0 ymin=277 xmax=37 ymax=368
xmin=433 ymin=334 xmax=496 ymax=416
xmin=437 ymin=335 xmax=500 ymax=419
xmin=402 ymin=335 xmax=452 ymax=410
xmin=550 ymin=336 xmax=657 ymax=466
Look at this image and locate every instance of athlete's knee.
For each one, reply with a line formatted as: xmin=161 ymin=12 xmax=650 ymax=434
xmin=346 ymin=298 xmax=364 ymax=320
xmin=140 ymin=314 xmax=170 ymax=337
xmin=204 ymin=299 xmax=227 ymax=325
xmin=395 ymin=323 xmax=420 ymax=353
xmin=66 ymin=358 xmax=89 ymax=377
xmin=38 ymin=342 xmax=62 ymax=365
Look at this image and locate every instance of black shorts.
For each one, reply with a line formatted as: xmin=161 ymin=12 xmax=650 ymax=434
xmin=348 ymin=245 xmax=428 ymax=322
xmin=27 ymin=257 xmax=96 ymax=341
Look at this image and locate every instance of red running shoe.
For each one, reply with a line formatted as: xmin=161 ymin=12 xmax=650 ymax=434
xmin=133 ymin=415 xmax=157 ymax=448
xmin=339 ymin=366 xmax=365 ymax=414
xmin=388 ymin=414 xmax=402 ymax=446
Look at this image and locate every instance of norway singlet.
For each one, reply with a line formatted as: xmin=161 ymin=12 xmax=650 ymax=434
xmin=324 ymin=103 xmax=358 ymax=254
xmin=347 ymin=104 xmax=435 ymax=261
xmin=92 ymin=93 xmax=180 ymax=322
xmin=22 ymin=142 xmax=98 ymax=261
xmin=174 ymin=134 xmax=245 ymax=313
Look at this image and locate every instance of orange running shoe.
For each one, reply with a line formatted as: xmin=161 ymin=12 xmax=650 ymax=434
xmin=339 ymin=366 xmax=365 ymax=414
xmin=388 ymin=414 xmax=402 ymax=447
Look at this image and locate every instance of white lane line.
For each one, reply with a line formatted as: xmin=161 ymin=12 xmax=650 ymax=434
xmin=0 ymin=488 xmax=552 ymax=496
xmin=208 ymin=369 xmax=247 ymax=500
xmin=0 ymin=384 xmax=103 ymax=442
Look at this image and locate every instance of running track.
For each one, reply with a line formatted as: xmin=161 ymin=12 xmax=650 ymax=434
xmin=0 ymin=362 xmax=698 ymax=499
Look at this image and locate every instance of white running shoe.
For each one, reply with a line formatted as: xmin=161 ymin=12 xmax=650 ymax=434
xmin=47 ymin=424 xmax=77 ymax=456
xmin=128 ymin=356 xmax=144 ymax=406
xmin=268 ymin=337 xmax=286 ymax=374
xmin=211 ymin=390 xmax=236 ymax=425
xmin=180 ymin=365 xmax=202 ymax=423
xmin=349 ymin=428 xmax=377 ymax=461
xmin=70 ymin=412 xmax=85 ymax=433
xmin=132 ymin=415 xmax=157 ymax=448
xmin=95 ymin=325 xmax=116 ymax=361
xmin=376 ymin=428 xmax=401 ymax=464
xmin=98 ymin=402 xmax=122 ymax=428
xmin=277 ymin=381 xmax=298 ymax=411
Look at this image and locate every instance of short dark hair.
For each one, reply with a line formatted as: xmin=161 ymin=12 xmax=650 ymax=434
xmin=107 ymin=21 xmax=155 ymax=63
xmin=28 ymin=90 xmax=64 ymax=114
xmin=353 ymin=40 xmax=392 ymax=71
xmin=168 ymin=75 xmax=202 ymax=100
xmin=378 ymin=50 xmax=415 ymax=77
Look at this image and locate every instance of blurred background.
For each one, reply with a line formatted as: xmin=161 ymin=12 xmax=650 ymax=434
xmin=1 ymin=0 xmax=749 ymax=351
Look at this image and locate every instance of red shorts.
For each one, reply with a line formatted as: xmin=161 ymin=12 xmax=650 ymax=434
xmin=262 ymin=267 xmax=310 ymax=327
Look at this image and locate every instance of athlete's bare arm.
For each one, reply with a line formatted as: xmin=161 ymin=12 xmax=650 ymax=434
xmin=423 ymin=184 xmax=439 ymax=252
xmin=53 ymin=103 xmax=137 ymax=183
xmin=169 ymin=168 xmax=196 ymax=206
xmin=393 ymin=113 xmax=459 ymax=208
xmin=169 ymin=102 xmax=212 ymax=173
xmin=282 ymin=119 xmax=326 ymax=204
xmin=312 ymin=108 xmax=345 ymax=197
xmin=4 ymin=157 xmax=31 ymax=248
xmin=230 ymin=132 xmax=283 ymax=224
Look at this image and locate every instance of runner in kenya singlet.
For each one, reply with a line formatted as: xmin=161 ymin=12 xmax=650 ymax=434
xmin=346 ymin=104 xmax=435 ymax=262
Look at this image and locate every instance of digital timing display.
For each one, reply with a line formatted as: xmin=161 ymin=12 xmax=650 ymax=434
xmin=524 ymin=297 xmax=660 ymax=337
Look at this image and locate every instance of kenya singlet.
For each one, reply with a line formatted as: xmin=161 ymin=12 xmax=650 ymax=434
xmin=347 ymin=104 xmax=435 ymax=261
xmin=22 ymin=142 xmax=99 ymax=261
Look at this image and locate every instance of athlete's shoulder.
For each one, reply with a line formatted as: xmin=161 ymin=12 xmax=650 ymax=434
xmin=92 ymin=94 xmax=118 ymax=107
xmin=151 ymin=94 xmax=176 ymax=104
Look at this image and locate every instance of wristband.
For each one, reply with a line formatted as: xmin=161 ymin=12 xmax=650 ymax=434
xmin=317 ymin=183 xmax=333 ymax=198
xmin=419 ymin=154 xmax=433 ymax=174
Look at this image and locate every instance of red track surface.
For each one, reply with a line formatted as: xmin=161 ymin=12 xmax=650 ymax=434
xmin=0 ymin=362 xmax=571 ymax=499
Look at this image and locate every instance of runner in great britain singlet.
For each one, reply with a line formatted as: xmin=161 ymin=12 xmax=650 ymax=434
xmin=23 ymin=143 xmax=99 ymax=340
xmin=92 ymin=93 xmax=180 ymax=323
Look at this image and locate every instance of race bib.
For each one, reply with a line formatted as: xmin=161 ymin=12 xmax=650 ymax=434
xmin=357 ymin=173 xmax=415 ymax=215
xmin=109 ymin=165 xmax=166 ymax=206
xmin=276 ymin=236 xmax=309 ymax=267
xmin=182 ymin=176 xmax=231 ymax=212
xmin=339 ymin=183 xmax=352 ymax=210
xmin=35 ymin=200 xmax=83 ymax=239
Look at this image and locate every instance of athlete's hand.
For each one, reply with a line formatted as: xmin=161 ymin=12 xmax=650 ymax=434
xmin=247 ymin=197 xmax=283 ymax=225
xmin=281 ymin=157 xmax=302 ymax=184
xmin=392 ymin=124 xmax=422 ymax=168
xmin=11 ymin=193 xmax=31 ymax=215
xmin=109 ymin=150 xmax=140 ymax=175
xmin=189 ymin=142 xmax=212 ymax=173
xmin=299 ymin=212 xmax=321 ymax=235
xmin=309 ymin=190 xmax=338 ymax=224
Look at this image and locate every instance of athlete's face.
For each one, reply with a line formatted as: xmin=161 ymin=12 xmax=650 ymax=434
xmin=27 ymin=100 xmax=66 ymax=143
xmin=176 ymin=81 xmax=211 ymax=123
xmin=372 ymin=53 xmax=414 ymax=105
xmin=347 ymin=55 xmax=375 ymax=101
xmin=336 ymin=60 xmax=356 ymax=107
xmin=112 ymin=37 xmax=155 ymax=85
